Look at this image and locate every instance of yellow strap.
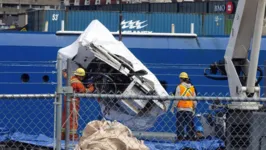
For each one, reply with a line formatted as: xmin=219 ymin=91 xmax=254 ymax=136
xmin=180 ymin=84 xmax=194 ymax=96
xmin=69 ymin=130 xmax=77 ymax=134
xmin=180 ymin=85 xmax=194 ymax=97
xmin=61 ymin=128 xmax=77 ymax=134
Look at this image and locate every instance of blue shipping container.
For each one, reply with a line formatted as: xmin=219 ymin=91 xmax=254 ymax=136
xmin=122 ymin=13 xmax=202 ymax=34
xmin=28 ymin=10 xmax=228 ymax=36
xmin=44 ymin=10 xmax=66 ymax=32
xmin=203 ymin=14 xmax=225 ymax=35
xmin=66 ymin=11 xmax=202 ymax=35
xmin=27 ymin=10 xmax=46 ymax=31
xmin=66 ymin=11 xmax=119 ymax=31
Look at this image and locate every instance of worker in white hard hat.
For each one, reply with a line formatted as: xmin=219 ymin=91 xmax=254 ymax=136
xmin=174 ymin=72 xmax=197 ymax=141
xmin=62 ymin=68 xmax=95 ymax=140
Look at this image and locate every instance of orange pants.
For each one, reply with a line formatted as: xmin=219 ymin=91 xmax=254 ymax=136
xmin=61 ymin=97 xmax=80 ymax=140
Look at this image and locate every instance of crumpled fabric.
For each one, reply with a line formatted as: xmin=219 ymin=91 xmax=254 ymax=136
xmin=74 ymin=120 xmax=150 ymax=150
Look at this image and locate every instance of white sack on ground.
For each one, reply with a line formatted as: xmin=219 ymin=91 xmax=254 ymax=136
xmin=74 ymin=120 xmax=150 ymax=150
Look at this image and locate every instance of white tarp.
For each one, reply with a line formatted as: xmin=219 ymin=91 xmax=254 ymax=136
xmin=57 ymin=20 xmax=171 ymax=130
xmin=74 ymin=120 xmax=149 ymax=150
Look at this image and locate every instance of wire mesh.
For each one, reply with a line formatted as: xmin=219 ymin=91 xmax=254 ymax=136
xmin=0 ymin=94 xmax=55 ymax=150
xmin=1 ymin=59 xmax=266 ymax=149
xmin=58 ymin=56 xmax=266 ymax=149
xmin=59 ymin=91 xmax=266 ymax=150
xmin=0 ymin=61 xmax=58 ymax=149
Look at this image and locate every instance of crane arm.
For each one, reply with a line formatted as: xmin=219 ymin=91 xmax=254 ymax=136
xmin=205 ymin=0 xmax=266 ymax=110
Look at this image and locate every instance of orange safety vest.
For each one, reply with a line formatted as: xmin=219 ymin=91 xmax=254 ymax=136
xmin=177 ymin=84 xmax=195 ymax=109
xmin=70 ymin=76 xmax=94 ymax=93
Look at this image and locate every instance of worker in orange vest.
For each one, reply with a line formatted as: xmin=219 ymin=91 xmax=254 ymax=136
xmin=61 ymin=68 xmax=95 ymax=140
xmin=175 ymin=72 xmax=197 ymax=141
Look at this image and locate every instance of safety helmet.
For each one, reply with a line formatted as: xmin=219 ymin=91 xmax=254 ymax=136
xmin=74 ymin=68 xmax=86 ymax=77
xmin=179 ymin=72 xmax=189 ymax=79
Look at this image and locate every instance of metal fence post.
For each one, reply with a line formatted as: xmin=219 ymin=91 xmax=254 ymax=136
xmin=56 ymin=55 xmax=63 ymax=150
xmin=65 ymin=58 xmax=72 ymax=150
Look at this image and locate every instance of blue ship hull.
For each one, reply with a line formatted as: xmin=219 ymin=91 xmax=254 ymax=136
xmin=0 ymin=32 xmax=265 ymax=141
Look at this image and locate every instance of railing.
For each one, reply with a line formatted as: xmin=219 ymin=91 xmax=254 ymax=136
xmin=55 ymin=20 xmax=197 ymax=37
xmin=0 ymin=7 xmax=27 ymax=14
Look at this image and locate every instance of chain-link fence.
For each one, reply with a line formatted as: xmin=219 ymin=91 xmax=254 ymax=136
xmin=0 ymin=61 xmax=57 ymax=150
xmin=1 ymin=57 xmax=266 ymax=150
xmin=2 ymin=92 xmax=266 ymax=150
xmin=62 ymin=92 xmax=266 ymax=150
xmin=56 ymin=53 xmax=266 ymax=150
xmin=0 ymin=94 xmax=56 ymax=150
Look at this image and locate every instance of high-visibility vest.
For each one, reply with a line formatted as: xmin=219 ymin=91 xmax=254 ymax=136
xmin=70 ymin=77 xmax=95 ymax=93
xmin=177 ymin=84 xmax=195 ymax=109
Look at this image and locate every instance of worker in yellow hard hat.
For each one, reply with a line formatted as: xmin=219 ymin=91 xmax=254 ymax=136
xmin=173 ymin=72 xmax=197 ymax=141
xmin=62 ymin=68 xmax=95 ymax=140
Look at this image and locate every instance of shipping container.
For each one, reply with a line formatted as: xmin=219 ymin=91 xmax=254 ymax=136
xmin=66 ymin=11 xmax=119 ymax=31
xmin=27 ymin=10 xmax=45 ymax=31
xmin=28 ymin=10 xmax=231 ymax=36
xmin=115 ymin=12 xmax=202 ymax=34
xmin=66 ymin=11 xmax=202 ymax=34
xmin=27 ymin=10 xmax=65 ymax=32
xmin=176 ymin=2 xmax=207 ymax=13
xmin=67 ymin=5 xmax=96 ymax=11
xmin=203 ymin=14 xmax=225 ymax=36
xmin=96 ymin=4 xmax=121 ymax=11
xmin=122 ymin=3 xmax=149 ymax=12
xmin=225 ymin=14 xmax=234 ymax=35
xmin=170 ymin=13 xmax=202 ymax=34
xmin=150 ymin=3 xmax=178 ymax=13
xmin=65 ymin=1 xmax=239 ymax=14
xmin=44 ymin=10 xmax=66 ymax=32
xmin=208 ymin=1 xmax=227 ymax=13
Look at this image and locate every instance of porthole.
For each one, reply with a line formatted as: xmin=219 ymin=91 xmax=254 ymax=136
xmin=42 ymin=75 xmax=49 ymax=83
xmin=21 ymin=74 xmax=30 ymax=82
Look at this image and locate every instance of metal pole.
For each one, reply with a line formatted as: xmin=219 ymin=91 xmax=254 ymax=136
xmin=119 ymin=0 xmax=122 ymax=41
xmin=246 ymin=0 xmax=266 ymax=93
xmin=56 ymin=55 xmax=63 ymax=150
xmin=53 ymin=96 xmax=57 ymax=150
xmin=132 ymin=131 xmax=176 ymax=142
xmin=65 ymin=58 xmax=71 ymax=150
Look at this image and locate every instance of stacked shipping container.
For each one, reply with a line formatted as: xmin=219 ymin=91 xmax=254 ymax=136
xmin=28 ymin=10 xmax=234 ymax=36
xmin=67 ymin=1 xmax=236 ymax=14
xmin=27 ymin=1 xmax=240 ymax=35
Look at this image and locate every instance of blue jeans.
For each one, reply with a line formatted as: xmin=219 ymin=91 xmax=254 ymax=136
xmin=176 ymin=111 xmax=194 ymax=139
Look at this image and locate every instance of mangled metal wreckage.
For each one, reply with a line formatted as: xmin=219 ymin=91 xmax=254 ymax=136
xmin=57 ymin=20 xmax=171 ymax=130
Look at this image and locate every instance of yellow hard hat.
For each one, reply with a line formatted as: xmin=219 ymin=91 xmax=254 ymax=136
xmin=179 ymin=72 xmax=189 ymax=79
xmin=74 ymin=68 xmax=86 ymax=77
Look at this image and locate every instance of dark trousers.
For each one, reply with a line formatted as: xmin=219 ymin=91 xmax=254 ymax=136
xmin=176 ymin=111 xmax=194 ymax=139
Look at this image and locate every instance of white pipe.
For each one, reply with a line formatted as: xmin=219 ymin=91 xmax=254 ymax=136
xmin=246 ymin=0 xmax=266 ymax=93
xmin=61 ymin=20 xmax=65 ymax=31
xmin=191 ymin=23 xmax=194 ymax=34
xmin=171 ymin=24 xmax=175 ymax=33
xmin=25 ymin=14 xmax=28 ymax=25
xmin=56 ymin=31 xmax=197 ymax=37
xmin=44 ymin=21 xmax=48 ymax=32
